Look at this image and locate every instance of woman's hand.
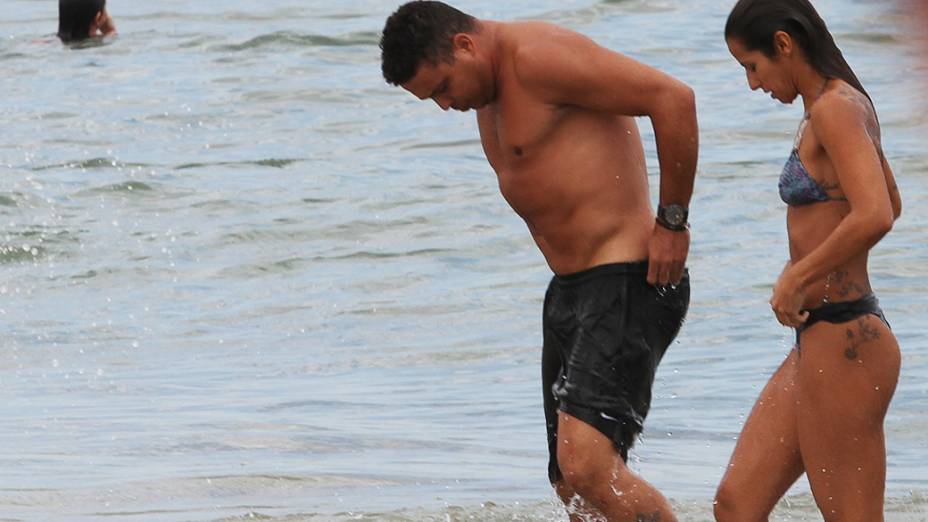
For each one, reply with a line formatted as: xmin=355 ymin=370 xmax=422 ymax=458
xmin=770 ymin=261 xmax=810 ymax=328
xmin=94 ymin=9 xmax=117 ymax=37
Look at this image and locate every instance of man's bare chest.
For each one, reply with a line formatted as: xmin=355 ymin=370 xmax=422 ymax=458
xmin=481 ymin=97 xmax=565 ymax=162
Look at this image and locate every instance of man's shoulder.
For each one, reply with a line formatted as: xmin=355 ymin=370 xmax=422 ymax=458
xmin=501 ymin=20 xmax=587 ymax=54
xmin=501 ymin=22 xmax=599 ymax=86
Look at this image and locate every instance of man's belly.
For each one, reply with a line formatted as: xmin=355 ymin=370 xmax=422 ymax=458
xmin=524 ymin=202 xmax=653 ymax=275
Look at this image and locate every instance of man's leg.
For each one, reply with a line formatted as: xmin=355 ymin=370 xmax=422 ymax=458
xmin=553 ymin=481 xmax=607 ymax=522
xmin=556 ymin=412 xmax=676 ymax=522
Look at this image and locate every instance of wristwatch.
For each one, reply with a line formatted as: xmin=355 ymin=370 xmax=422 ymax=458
xmin=656 ymin=204 xmax=689 ymax=232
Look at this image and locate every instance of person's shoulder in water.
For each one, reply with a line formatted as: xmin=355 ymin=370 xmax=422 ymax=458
xmin=57 ymin=0 xmax=116 ymax=44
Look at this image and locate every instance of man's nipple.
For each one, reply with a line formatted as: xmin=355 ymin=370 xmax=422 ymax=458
xmin=513 ymin=146 xmax=523 ymax=157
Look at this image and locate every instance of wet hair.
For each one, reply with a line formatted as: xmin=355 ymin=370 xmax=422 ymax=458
xmin=380 ymin=1 xmax=477 ymax=86
xmin=58 ymin=0 xmax=105 ymax=43
xmin=725 ymin=0 xmax=870 ymax=100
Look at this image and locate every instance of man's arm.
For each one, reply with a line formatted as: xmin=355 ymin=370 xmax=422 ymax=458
xmin=514 ymin=24 xmax=698 ymax=284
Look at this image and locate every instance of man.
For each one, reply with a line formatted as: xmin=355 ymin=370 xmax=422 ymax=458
xmin=380 ymin=2 xmax=697 ymax=520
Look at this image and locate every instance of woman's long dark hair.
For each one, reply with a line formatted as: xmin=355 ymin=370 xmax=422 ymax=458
xmin=725 ymin=0 xmax=870 ymax=101
xmin=58 ymin=0 xmax=106 ymax=43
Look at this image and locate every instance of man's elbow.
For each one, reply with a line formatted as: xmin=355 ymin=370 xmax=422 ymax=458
xmin=650 ymin=82 xmax=696 ymax=130
xmin=671 ymin=82 xmax=696 ymax=117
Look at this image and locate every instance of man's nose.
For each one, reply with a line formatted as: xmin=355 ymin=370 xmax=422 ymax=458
xmin=747 ymin=73 xmax=762 ymax=91
xmin=433 ymin=96 xmax=452 ymax=111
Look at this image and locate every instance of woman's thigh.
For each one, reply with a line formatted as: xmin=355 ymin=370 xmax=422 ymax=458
xmin=797 ymin=315 xmax=901 ymax=521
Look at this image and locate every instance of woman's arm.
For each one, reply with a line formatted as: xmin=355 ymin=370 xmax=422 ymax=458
xmin=770 ymin=92 xmax=893 ymax=327
xmin=789 ymin=94 xmax=894 ymax=287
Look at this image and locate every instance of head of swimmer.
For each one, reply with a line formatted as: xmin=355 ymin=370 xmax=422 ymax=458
xmin=724 ymin=0 xmax=868 ymax=104
xmin=58 ymin=0 xmax=116 ymax=43
xmin=380 ymin=1 xmax=495 ymax=112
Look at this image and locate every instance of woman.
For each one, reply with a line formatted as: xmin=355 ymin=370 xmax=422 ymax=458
xmin=715 ymin=1 xmax=902 ymax=521
xmin=58 ymin=0 xmax=116 ymax=43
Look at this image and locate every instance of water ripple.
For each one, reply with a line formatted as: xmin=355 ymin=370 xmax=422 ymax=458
xmin=215 ymin=30 xmax=379 ymax=52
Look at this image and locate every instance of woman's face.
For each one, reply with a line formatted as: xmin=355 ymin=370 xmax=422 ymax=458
xmin=727 ymin=36 xmax=798 ymax=104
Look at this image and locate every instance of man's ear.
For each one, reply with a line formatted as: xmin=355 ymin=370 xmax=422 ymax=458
xmin=773 ymin=30 xmax=793 ymax=57
xmin=452 ymin=33 xmax=476 ymax=55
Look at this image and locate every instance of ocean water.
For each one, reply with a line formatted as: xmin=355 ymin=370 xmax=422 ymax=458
xmin=1 ymin=0 xmax=925 ymax=521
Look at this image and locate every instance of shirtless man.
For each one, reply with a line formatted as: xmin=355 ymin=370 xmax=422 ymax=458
xmin=380 ymin=2 xmax=697 ymax=520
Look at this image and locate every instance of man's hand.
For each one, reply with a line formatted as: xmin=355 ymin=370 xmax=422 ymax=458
xmin=770 ymin=261 xmax=810 ymax=327
xmin=647 ymin=223 xmax=689 ymax=286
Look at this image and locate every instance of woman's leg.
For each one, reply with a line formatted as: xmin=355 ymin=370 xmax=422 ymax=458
xmin=715 ymin=349 xmax=805 ymax=522
xmin=796 ymin=316 xmax=900 ymax=522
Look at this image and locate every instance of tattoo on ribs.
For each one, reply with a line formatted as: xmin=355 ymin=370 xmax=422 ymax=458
xmin=827 ymin=271 xmax=869 ymax=299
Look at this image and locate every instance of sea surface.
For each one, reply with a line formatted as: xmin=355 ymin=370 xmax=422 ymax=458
xmin=1 ymin=0 xmax=926 ymax=521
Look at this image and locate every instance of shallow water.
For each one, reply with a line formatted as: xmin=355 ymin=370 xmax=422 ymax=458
xmin=1 ymin=0 xmax=926 ymax=521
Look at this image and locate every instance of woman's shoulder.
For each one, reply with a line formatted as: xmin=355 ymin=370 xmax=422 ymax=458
xmin=811 ymin=81 xmax=873 ymax=123
xmin=809 ymin=83 xmax=876 ymax=137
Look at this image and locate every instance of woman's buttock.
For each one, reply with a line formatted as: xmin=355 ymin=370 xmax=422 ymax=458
xmin=797 ymin=313 xmax=901 ymax=408
xmin=796 ymin=300 xmax=898 ymax=372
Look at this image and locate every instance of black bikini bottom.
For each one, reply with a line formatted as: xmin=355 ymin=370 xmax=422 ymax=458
xmin=795 ymin=294 xmax=889 ymax=350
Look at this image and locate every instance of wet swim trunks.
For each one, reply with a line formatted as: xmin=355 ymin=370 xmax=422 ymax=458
xmin=795 ymin=293 xmax=889 ymax=350
xmin=542 ymin=261 xmax=690 ymax=483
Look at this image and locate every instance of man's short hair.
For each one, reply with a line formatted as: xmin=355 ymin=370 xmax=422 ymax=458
xmin=380 ymin=1 xmax=477 ymax=86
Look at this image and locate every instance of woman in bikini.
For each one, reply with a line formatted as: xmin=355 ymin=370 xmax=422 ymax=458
xmin=715 ymin=1 xmax=902 ymax=521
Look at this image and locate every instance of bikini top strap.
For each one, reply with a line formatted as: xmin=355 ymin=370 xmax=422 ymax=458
xmin=793 ymin=113 xmax=811 ymax=151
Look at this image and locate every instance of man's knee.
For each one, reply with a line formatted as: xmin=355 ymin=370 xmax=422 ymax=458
xmin=556 ymin=442 xmax=618 ymax=497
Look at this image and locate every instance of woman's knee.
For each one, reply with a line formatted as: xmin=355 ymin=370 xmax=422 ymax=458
xmin=714 ymin=480 xmax=766 ymax=522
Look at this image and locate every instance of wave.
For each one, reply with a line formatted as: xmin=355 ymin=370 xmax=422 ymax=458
xmin=31 ymin=158 xmax=152 ymax=172
xmin=175 ymin=158 xmax=302 ymax=170
xmin=215 ymin=30 xmax=379 ymax=52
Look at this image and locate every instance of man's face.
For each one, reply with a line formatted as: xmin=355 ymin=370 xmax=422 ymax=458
xmin=401 ymin=47 xmax=488 ymax=112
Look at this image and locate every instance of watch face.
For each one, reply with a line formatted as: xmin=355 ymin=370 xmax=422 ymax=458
xmin=664 ymin=205 xmax=685 ymax=225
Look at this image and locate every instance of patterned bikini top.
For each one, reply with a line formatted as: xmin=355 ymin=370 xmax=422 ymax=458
xmin=778 ymin=115 xmax=831 ymax=206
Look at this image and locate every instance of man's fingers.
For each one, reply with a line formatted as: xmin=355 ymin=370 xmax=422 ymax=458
xmin=647 ymin=262 xmax=658 ymax=285
xmin=657 ymin=261 xmax=670 ymax=286
xmin=649 ymin=259 xmax=687 ymax=287
xmin=648 ymin=259 xmax=666 ymax=286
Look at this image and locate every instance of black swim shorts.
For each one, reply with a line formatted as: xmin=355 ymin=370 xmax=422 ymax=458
xmin=542 ymin=261 xmax=689 ymax=483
